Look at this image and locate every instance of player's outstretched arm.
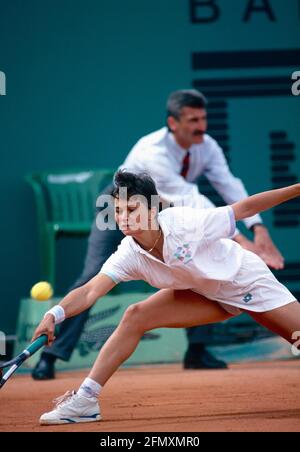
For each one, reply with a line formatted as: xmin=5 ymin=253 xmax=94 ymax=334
xmin=60 ymin=273 xmax=116 ymax=318
xmin=31 ymin=274 xmax=116 ymax=345
xmin=232 ymin=183 xmax=300 ymax=222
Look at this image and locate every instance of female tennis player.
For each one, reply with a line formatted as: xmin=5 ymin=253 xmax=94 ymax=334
xmin=32 ymin=170 xmax=300 ymax=425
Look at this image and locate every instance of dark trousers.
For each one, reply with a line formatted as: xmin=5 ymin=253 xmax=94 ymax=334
xmin=43 ymin=193 xmax=214 ymax=361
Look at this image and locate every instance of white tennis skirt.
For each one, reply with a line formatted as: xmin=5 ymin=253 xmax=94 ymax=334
xmin=198 ymin=250 xmax=296 ymax=316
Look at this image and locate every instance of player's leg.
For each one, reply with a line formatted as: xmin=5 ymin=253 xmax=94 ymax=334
xmin=247 ymin=300 xmax=300 ymax=347
xmin=39 ymin=290 xmax=233 ymax=425
xmin=89 ymin=289 xmax=232 ymax=385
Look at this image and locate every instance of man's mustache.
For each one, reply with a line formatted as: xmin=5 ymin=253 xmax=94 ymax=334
xmin=193 ymin=130 xmax=205 ymax=136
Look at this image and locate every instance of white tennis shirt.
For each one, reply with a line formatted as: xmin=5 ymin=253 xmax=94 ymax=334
xmin=100 ymin=205 xmax=244 ymax=300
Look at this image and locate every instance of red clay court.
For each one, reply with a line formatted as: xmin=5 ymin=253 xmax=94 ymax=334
xmin=1 ymin=361 xmax=299 ymax=432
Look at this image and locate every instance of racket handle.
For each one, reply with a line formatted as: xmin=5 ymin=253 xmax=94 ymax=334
xmin=26 ymin=335 xmax=48 ymax=355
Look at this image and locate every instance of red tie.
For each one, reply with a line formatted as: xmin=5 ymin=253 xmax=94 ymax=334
xmin=180 ymin=151 xmax=190 ymax=179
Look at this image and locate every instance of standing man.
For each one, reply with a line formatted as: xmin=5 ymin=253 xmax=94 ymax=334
xmin=32 ymin=89 xmax=284 ymax=379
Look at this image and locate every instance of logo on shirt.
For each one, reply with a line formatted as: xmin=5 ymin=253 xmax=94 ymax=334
xmin=174 ymin=243 xmax=192 ymax=265
xmin=243 ymin=293 xmax=253 ymax=303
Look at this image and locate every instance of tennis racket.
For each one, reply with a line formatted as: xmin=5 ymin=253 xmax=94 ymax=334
xmin=0 ymin=335 xmax=48 ymax=389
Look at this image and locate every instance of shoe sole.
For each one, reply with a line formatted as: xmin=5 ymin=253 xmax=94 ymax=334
xmin=40 ymin=415 xmax=101 ymax=425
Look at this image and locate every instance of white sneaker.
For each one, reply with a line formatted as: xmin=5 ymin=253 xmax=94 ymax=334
xmin=40 ymin=390 xmax=101 ymax=425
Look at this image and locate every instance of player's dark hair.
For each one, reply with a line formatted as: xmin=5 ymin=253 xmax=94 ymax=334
xmin=166 ymin=89 xmax=207 ymax=120
xmin=112 ymin=169 xmax=159 ymax=208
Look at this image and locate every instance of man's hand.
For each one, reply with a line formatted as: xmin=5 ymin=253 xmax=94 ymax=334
xmin=31 ymin=314 xmax=56 ymax=347
xmin=253 ymin=225 xmax=285 ymax=270
xmin=233 ymin=231 xmax=285 ymax=270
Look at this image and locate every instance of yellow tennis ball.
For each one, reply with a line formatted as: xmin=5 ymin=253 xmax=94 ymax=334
xmin=30 ymin=281 xmax=53 ymax=301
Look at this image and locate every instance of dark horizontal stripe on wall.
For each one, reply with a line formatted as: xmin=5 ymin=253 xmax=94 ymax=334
xmin=196 ymin=76 xmax=289 ymax=88
xmin=270 ymin=132 xmax=287 ymax=140
xmin=207 ymin=101 xmax=228 ymax=109
xmin=279 ymin=198 xmax=300 ymax=207
xmin=271 ymin=153 xmax=295 ymax=159
xmin=274 ymin=221 xmax=299 ymax=227
xmin=273 ymin=207 xmax=300 ymax=216
xmin=276 ymin=274 xmax=300 ymax=282
xmin=272 ymin=176 xmax=298 ymax=183
xmin=275 ymin=266 xmax=300 ymax=275
xmin=282 ymin=262 xmax=300 ymax=270
xmin=210 ymin=134 xmax=230 ymax=141
xmin=274 ymin=209 xmax=300 ymax=215
xmin=215 ymin=137 xmax=230 ymax=143
xmin=208 ymin=123 xmax=229 ymax=131
xmin=208 ymin=113 xmax=228 ymax=120
xmin=275 ymin=204 xmax=300 ymax=212
xmin=271 ymin=165 xmax=289 ymax=172
xmin=193 ymin=85 xmax=291 ymax=98
xmin=271 ymin=143 xmax=295 ymax=151
xmin=273 ymin=212 xmax=299 ymax=219
xmin=271 ymin=150 xmax=295 ymax=157
xmin=192 ymin=49 xmax=300 ymax=70
xmin=271 ymin=155 xmax=295 ymax=161
xmin=207 ymin=100 xmax=228 ymax=105
xmin=273 ymin=270 xmax=300 ymax=281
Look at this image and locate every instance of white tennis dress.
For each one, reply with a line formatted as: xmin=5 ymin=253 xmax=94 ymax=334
xmin=100 ymin=206 xmax=296 ymax=314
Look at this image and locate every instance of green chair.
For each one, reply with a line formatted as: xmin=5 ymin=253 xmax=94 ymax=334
xmin=26 ymin=168 xmax=115 ymax=288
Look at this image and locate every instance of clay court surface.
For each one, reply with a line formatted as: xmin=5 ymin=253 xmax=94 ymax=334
xmin=1 ymin=361 xmax=300 ymax=432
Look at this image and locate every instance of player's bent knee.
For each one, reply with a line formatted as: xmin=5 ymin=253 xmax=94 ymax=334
xmin=121 ymin=303 xmax=146 ymax=332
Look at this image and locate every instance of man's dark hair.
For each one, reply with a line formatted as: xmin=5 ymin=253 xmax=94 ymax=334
xmin=112 ymin=169 xmax=159 ymax=208
xmin=166 ymin=89 xmax=207 ymax=120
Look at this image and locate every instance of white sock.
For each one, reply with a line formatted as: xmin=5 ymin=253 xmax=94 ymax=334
xmin=78 ymin=377 xmax=102 ymax=399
